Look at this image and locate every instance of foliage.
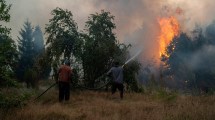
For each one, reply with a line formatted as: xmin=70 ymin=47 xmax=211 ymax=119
xmin=124 ymin=60 xmax=141 ymax=92
xmin=16 ymin=20 xmax=46 ymax=89
xmin=81 ymin=10 xmax=119 ymax=87
xmin=16 ymin=20 xmax=35 ymax=82
xmin=70 ymin=68 xmax=79 ymax=89
xmin=0 ymin=35 xmax=18 ymax=87
xmin=33 ymin=52 xmax=52 ymax=80
xmin=0 ymin=88 xmax=32 ymax=109
xmin=0 ymin=0 xmax=11 ymax=35
xmin=45 ymin=7 xmax=81 ymax=82
xmin=33 ymin=25 xmax=44 ymax=55
xmin=32 ymin=25 xmax=50 ymax=80
xmin=24 ymin=68 xmax=38 ymax=88
xmin=0 ymin=0 xmax=18 ymax=87
xmin=81 ymin=11 xmax=141 ymax=89
xmin=45 ymin=7 xmax=80 ymax=61
xmin=45 ymin=8 xmax=141 ymax=91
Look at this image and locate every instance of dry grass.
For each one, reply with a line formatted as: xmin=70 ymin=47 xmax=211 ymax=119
xmin=0 ymin=89 xmax=215 ymax=120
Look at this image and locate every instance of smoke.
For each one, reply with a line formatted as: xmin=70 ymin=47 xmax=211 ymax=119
xmin=5 ymin=0 xmax=215 ymax=62
xmin=188 ymin=45 xmax=215 ymax=71
xmin=166 ymin=0 xmax=215 ymax=33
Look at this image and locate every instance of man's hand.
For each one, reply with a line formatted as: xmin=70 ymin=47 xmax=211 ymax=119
xmin=106 ymin=73 xmax=112 ymax=77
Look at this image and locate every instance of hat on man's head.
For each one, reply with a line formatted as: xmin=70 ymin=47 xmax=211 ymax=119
xmin=114 ymin=61 xmax=119 ymax=66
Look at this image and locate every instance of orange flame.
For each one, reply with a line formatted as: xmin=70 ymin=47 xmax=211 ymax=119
xmin=158 ymin=16 xmax=180 ymax=57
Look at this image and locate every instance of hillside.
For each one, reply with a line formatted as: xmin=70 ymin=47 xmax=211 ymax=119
xmin=0 ymin=88 xmax=215 ymax=120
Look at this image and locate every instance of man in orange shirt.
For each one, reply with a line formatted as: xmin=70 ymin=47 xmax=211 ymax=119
xmin=58 ymin=60 xmax=72 ymax=102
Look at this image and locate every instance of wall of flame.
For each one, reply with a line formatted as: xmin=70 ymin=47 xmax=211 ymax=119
xmin=158 ymin=16 xmax=180 ymax=58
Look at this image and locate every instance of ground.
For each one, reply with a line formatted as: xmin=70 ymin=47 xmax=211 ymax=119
xmin=0 ymin=87 xmax=215 ymax=120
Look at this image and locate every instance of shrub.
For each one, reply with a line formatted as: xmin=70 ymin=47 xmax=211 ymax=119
xmin=0 ymin=88 xmax=33 ymax=109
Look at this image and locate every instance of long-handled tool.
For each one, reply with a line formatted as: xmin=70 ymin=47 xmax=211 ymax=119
xmin=34 ymin=82 xmax=57 ymax=101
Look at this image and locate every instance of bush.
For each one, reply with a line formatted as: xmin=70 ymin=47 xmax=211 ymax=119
xmin=0 ymin=88 xmax=33 ymax=109
xmin=0 ymin=66 xmax=18 ymax=87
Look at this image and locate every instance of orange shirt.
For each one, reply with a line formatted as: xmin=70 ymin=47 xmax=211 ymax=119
xmin=58 ymin=65 xmax=72 ymax=82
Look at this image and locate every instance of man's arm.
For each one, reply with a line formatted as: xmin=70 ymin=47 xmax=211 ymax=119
xmin=107 ymin=68 xmax=112 ymax=77
xmin=55 ymin=67 xmax=61 ymax=83
xmin=67 ymin=67 xmax=73 ymax=82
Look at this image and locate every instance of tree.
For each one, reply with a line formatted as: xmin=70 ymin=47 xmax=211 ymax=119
xmin=0 ymin=35 xmax=18 ymax=87
xmin=205 ymin=21 xmax=215 ymax=45
xmin=161 ymin=25 xmax=215 ymax=90
xmin=81 ymin=10 xmax=141 ymax=90
xmin=0 ymin=0 xmax=18 ymax=87
xmin=81 ymin=10 xmax=119 ymax=87
xmin=192 ymin=26 xmax=215 ymax=91
xmin=45 ymin=7 xmax=80 ymax=61
xmin=161 ymin=33 xmax=195 ymax=89
xmin=16 ymin=20 xmax=35 ymax=87
xmin=45 ymin=8 xmax=141 ymax=91
xmin=32 ymin=25 xmax=50 ymax=80
xmin=45 ymin=8 xmax=81 ymax=81
xmin=33 ymin=25 xmax=44 ymax=55
xmin=0 ymin=0 xmax=11 ymax=35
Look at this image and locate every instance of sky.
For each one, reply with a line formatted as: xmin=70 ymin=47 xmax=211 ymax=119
xmin=5 ymin=0 xmax=215 ymax=62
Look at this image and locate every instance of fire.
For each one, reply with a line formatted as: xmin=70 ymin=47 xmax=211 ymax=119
xmin=158 ymin=16 xmax=180 ymax=57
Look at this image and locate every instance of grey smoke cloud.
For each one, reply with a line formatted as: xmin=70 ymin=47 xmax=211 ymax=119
xmin=188 ymin=45 xmax=215 ymax=71
xmin=5 ymin=0 xmax=215 ymax=61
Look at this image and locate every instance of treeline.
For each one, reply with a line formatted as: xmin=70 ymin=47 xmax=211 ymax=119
xmin=0 ymin=1 xmax=141 ymax=91
xmin=0 ymin=1 xmax=46 ymax=88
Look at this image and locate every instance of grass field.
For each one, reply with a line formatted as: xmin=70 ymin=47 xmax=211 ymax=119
xmin=0 ymin=87 xmax=215 ymax=120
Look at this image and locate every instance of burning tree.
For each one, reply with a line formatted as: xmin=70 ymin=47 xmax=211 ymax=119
xmin=161 ymin=33 xmax=194 ymax=89
xmin=161 ymin=22 xmax=215 ymax=91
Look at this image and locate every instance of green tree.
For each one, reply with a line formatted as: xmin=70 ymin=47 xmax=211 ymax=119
xmin=33 ymin=48 xmax=52 ymax=80
xmin=0 ymin=0 xmax=18 ymax=87
xmin=0 ymin=0 xmax=11 ymax=35
xmin=16 ymin=20 xmax=35 ymax=87
xmin=81 ymin=10 xmax=118 ymax=87
xmin=45 ymin=8 xmax=81 ymax=81
xmin=33 ymin=25 xmax=44 ymax=55
xmin=45 ymin=8 xmax=141 ymax=91
xmin=45 ymin=7 xmax=80 ymax=61
xmin=0 ymin=35 xmax=18 ymax=87
xmin=81 ymin=10 xmax=141 ymax=90
xmin=32 ymin=25 xmax=50 ymax=80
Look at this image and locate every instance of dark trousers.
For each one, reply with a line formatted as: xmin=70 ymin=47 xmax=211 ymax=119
xmin=58 ymin=81 xmax=70 ymax=102
xmin=112 ymin=82 xmax=124 ymax=99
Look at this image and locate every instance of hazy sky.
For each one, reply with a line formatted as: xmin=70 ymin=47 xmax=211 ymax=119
xmin=5 ymin=0 xmax=215 ymax=61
